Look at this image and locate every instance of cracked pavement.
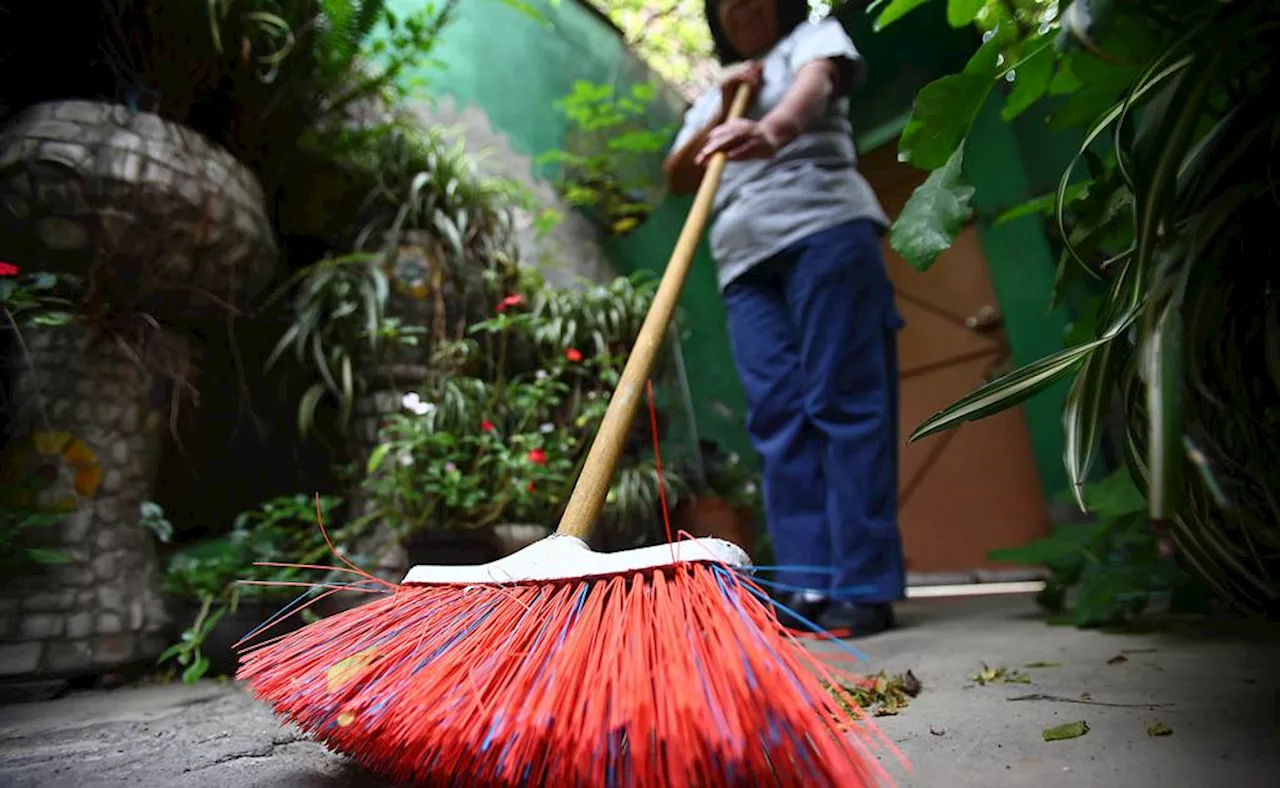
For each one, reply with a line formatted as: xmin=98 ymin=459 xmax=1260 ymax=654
xmin=1 ymin=595 xmax=1277 ymax=787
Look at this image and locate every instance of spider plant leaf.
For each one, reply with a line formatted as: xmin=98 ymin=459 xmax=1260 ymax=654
xmin=266 ymin=323 xmax=302 ymax=370
xmin=298 ymin=384 xmax=327 ymax=437
xmin=311 ymin=333 xmax=340 ymax=396
xmin=1063 ymin=337 xmax=1125 ymax=510
xmin=1143 ymin=301 xmax=1185 ymax=523
xmin=339 ymin=354 xmax=355 ymax=429
xmin=1055 ymin=54 xmax=1193 ymax=268
xmin=910 ymin=308 xmax=1139 ymax=443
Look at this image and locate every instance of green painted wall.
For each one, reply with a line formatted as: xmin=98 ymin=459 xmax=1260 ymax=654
xmin=965 ymin=96 xmax=1072 ymax=498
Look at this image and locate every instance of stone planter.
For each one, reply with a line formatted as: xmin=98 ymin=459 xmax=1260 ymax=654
xmin=0 ymin=100 xmax=278 ymax=324
xmin=0 ymin=101 xmax=278 ymax=683
xmin=0 ymin=324 xmax=182 ymax=681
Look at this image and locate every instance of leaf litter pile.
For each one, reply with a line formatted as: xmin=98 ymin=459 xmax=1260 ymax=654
xmin=823 ymin=670 xmax=923 ymax=718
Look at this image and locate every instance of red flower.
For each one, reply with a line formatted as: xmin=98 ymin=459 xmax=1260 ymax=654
xmin=565 ymin=348 xmax=583 ymax=363
xmin=0 ymin=262 xmax=18 ymax=277
xmin=481 ymin=420 xmax=496 ymax=432
xmin=496 ymin=293 xmax=524 ymax=312
xmin=527 ymin=448 xmax=547 ymax=465
xmin=526 ymin=482 xmax=536 ymax=493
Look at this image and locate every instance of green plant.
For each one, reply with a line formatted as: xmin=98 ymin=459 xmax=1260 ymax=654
xmin=87 ymin=1 xmax=455 ymax=191
xmin=0 ymin=506 xmax=69 ymax=573
xmin=362 ymin=271 xmax=687 ymax=539
xmin=989 ymin=468 xmax=1208 ymax=627
xmin=0 ymin=267 xmax=78 ymax=330
xmin=265 ymin=253 xmax=416 ymax=435
xmin=160 ymin=494 xmax=356 ymax=683
xmin=537 ymin=80 xmax=674 ymax=235
xmin=878 ymin=0 xmax=1280 ymax=616
xmin=269 ymin=120 xmax=525 ymax=437
xmin=587 ymin=0 xmax=718 ymax=99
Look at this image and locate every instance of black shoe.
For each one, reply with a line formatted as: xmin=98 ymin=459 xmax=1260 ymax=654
xmin=816 ymin=601 xmax=896 ymax=638
xmin=774 ymin=592 xmax=829 ymax=632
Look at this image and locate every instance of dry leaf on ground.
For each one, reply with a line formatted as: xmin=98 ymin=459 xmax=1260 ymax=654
xmin=1043 ymin=721 xmax=1090 ymax=741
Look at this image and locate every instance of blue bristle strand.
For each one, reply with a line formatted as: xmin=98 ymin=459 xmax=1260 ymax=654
xmin=717 ymin=565 xmax=875 ymax=768
xmin=747 ymin=573 xmax=875 ymax=601
xmin=241 ymin=581 xmax=380 ymax=644
xmin=411 ymin=599 xmax=500 ymax=674
xmin=480 ymin=709 xmax=505 ymax=752
xmin=738 ymin=575 xmax=870 ymax=664
xmin=749 ymin=565 xmax=836 ymax=574
xmin=712 ymin=567 xmax=765 ymax=692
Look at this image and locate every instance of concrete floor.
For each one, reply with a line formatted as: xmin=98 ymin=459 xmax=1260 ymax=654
xmin=0 ymin=594 xmax=1276 ymax=787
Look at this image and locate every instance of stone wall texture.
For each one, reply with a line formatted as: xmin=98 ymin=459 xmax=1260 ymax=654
xmin=0 ymin=100 xmax=278 ymax=323
xmin=0 ymin=324 xmax=177 ymax=679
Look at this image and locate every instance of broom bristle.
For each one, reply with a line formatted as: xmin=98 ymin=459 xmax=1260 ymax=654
xmin=236 ymin=562 xmax=900 ymax=786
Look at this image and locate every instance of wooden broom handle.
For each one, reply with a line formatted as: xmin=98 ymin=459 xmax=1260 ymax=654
xmin=556 ymin=84 xmax=754 ymax=541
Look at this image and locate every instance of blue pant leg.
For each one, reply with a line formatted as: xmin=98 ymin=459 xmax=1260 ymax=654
xmin=783 ymin=220 xmax=906 ymax=603
xmin=722 ymin=264 xmax=830 ymax=593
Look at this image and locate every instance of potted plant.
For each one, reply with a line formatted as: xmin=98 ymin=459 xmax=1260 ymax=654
xmin=359 ymin=270 xmax=687 ymax=557
xmin=159 ymin=494 xmax=363 ymax=682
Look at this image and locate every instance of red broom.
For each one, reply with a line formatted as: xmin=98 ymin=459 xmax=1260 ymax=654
xmin=237 ymin=86 xmax=903 ymax=786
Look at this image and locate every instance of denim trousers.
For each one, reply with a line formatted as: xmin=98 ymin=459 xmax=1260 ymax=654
xmin=722 ymin=219 xmax=906 ymax=602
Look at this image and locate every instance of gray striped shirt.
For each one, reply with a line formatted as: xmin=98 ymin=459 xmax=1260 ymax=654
xmin=672 ymin=18 xmax=890 ymax=292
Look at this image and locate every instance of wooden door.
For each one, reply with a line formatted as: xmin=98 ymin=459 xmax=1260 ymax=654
xmin=860 ymin=140 xmax=1052 ymax=574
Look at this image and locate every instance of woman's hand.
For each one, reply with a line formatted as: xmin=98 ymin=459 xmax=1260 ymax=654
xmin=696 ymin=118 xmax=783 ymax=164
xmin=716 ymin=60 xmax=764 ymax=124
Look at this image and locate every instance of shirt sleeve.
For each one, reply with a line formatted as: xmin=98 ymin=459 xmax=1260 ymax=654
xmin=670 ymin=89 xmax=722 ymax=152
xmin=787 ymin=18 xmax=868 ymax=94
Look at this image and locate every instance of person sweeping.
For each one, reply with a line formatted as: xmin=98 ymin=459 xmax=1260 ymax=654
xmin=664 ymin=0 xmax=906 ymax=636
xmin=233 ymin=7 xmax=908 ymax=780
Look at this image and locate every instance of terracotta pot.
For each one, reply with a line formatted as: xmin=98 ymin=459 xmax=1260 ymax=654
xmin=680 ymin=496 xmax=756 ymax=559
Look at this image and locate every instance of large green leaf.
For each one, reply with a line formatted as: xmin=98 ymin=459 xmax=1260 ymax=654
xmin=897 ymin=34 xmax=1001 ymax=171
xmin=988 ymin=521 xmax=1110 ymax=566
xmin=1083 ymin=467 xmax=1146 ymax=521
xmin=1002 ymin=36 xmax=1056 ymax=121
xmin=889 ymin=147 xmax=974 ymax=272
xmin=873 ymin=0 xmax=932 ymax=31
xmin=946 ymin=0 xmax=984 ymax=27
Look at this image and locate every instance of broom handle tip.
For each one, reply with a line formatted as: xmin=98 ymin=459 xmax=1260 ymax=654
xmin=555 ymin=84 xmax=753 ymax=541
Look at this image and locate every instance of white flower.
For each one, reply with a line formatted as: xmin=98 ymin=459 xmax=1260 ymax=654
xmin=535 ymin=369 xmax=549 ymax=380
xmin=727 ymin=452 xmax=740 ymax=466
xmin=744 ymin=482 xmax=757 ymax=495
xmin=539 ymin=422 xmax=555 ymax=434
xmin=444 ymin=462 xmax=458 ymax=474
xmin=397 ymin=451 xmax=414 ymax=467
xmin=401 ymin=392 xmax=435 ymax=416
